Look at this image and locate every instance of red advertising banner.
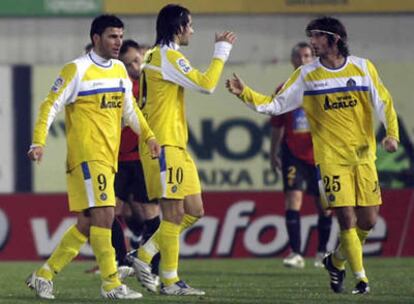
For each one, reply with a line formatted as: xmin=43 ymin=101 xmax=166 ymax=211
xmin=0 ymin=191 xmax=413 ymax=260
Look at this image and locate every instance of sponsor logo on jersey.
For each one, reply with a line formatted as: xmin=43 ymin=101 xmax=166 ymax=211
xmin=346 ymin=78 xmax=356 ymax=87
xmin=323 ymin=95 xmax=358 ymax=111
xmin=92 ymin=81 xmax=104 ymax=87
xmin=100 ymin=95 xmax=122 ymax=109
xmin=51 ymin=77 xmax=64 ymax=92
xmin=313 ymin=81 xmax=328 ymax=88
xmin=177 ymin=58 xmax=192 ymax=74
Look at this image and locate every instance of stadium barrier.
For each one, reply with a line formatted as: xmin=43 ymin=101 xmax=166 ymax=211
xmin=0 ymin=190 xmax=413 ymax=260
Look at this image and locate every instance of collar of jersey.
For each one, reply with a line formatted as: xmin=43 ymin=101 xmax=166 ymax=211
xmin=318 ymin=56 xmax=348 ymax=72
xmin=88 ymin=50 xmax=113 ymax=68
xmin=165 ymin=42 xmax=180 ymax=50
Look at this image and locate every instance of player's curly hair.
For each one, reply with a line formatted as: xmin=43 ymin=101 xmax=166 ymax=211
xmin=306 ymin=16 xmax=350 ymax=57
xmin=155 ymin=4 xmax=191 ymax=46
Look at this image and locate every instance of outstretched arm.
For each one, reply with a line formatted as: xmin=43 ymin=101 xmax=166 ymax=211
xmin=160 ymin=31 xmax=237 ymax=94
xmin=226 ymin=73 xmax=245 ymax=96
xmin=226 ymin=68 xmax=305 ymax=116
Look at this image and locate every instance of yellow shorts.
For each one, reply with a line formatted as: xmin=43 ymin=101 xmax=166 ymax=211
xmin=66 ymin=161 xmax=116 ymax=212
xmin=317 ymin=162 xmax=382 ymax=209
xmin=141 ymin=146 xmax=201 ymax=200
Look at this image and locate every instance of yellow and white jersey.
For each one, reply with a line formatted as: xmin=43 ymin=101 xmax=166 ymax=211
xmin=240 ymin=55 xmax=399 ymax=165
xmin=32 ymin=50 xmax=154 ymax=171
xmin=139 ymin=42 xmax=232 ymax=149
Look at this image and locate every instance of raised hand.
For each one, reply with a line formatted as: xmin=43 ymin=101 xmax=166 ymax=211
xmin=226 ymin=73 xmax=245 ymax=96
xmin=215 ymin=31 xmax=237 ymax=45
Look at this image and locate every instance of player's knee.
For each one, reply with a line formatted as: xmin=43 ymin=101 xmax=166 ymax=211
xmin=165 ymin=209 xmax=185 ymax=225
xmin=358 ymin=218 xmax=376 ymax=230
xmin=76 ymin=222 xmax=90 ymax=237
xmin=171 ymin=215 xmax=184 ymax=225
xmin=285 ymin=191 xmax=302 ymax=210
xmin=356 ymin=208 xmax=378 ymax=230
xmin=186 ymin=205 xmax=204 ymax=218
xmin=89 ymin=206 xmax=115 ymax=228
xmin=320 ymin=209 xmax=333 ymax=217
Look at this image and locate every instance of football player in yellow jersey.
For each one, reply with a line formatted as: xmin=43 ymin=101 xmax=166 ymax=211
xmin=26 ymin=15 xmax=160 ymax=300
xmin=129 ymin=4 xmax=236 ymax=296
xmin=227 ymin=16 xmax=399 ymax=295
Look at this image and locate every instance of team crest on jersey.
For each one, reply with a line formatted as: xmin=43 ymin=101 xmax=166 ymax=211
xmin=177 ymin=58 xmax=192 ymax=74
xmin=346 ymin=78 xmax=356 ymax=87
xmin=171 ymin=185 xmax=178 ymax=193
xmin=51 ymin=77 xmax=64 ymax=92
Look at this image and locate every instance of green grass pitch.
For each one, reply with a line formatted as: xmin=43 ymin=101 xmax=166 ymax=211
xmin=1 ymin=258 xmax=413 ymax=303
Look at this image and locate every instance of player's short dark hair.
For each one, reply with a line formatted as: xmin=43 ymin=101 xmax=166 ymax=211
xmin=306 ymin=16 xmax=349 ymax=57
xmin=90 ymin=14 xmax=124 ymax=46
xmin=120 ymin=39 xmax=140 ymax=57
xmin=291 ymin=41 xmax=314 ymax=60
xmin=155 ymin=4 xmax=191 ymax=46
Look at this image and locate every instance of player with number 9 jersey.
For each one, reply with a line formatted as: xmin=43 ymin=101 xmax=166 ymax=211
xmin=32 ymin=45 xmax=155 ymax=212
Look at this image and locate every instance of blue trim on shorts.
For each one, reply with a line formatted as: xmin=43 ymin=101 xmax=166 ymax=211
xmin=81 ymin=162 xmax=91 ymax=180
xmin=159 ymin=147 xmax=166 ymax=172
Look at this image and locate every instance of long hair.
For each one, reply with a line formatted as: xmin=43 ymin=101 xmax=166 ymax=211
xmin=155 ymin=4 xmax=191 ymax=46
xmin=306 ymin=16 xmax=349 ymax=57
xmin=90 ymin=14 xmax=124 ymax=46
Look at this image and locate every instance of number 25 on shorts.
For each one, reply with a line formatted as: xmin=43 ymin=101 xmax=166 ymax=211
xmin=323 ymin=175 xmax=341 ymax=192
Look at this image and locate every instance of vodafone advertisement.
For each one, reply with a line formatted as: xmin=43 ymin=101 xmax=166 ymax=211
xmin=0 ymin=190 xmax=413 ymax=260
